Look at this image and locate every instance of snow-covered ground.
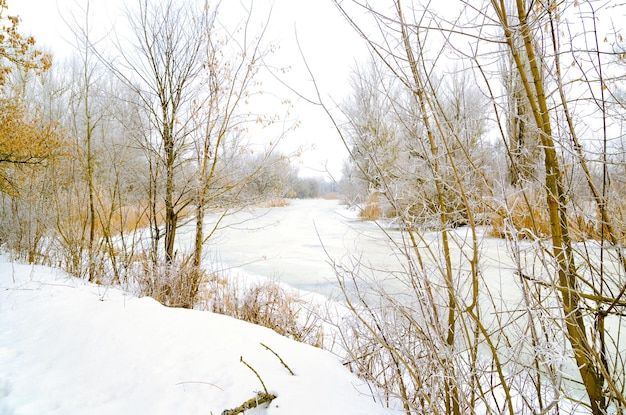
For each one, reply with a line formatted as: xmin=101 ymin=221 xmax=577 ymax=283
xmin=0 ymin=258 xmax=396 ymax=415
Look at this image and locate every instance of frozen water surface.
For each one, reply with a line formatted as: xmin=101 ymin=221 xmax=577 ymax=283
xmin=177 ymin=198 xmax=404 ymax=295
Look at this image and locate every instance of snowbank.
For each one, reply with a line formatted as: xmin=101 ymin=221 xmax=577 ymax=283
xmin=0 ymin=258 xmax=395 ymax=415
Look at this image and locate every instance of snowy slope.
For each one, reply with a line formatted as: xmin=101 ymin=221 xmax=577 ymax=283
xmin=0 ymin=258 xmax=396 ymax=415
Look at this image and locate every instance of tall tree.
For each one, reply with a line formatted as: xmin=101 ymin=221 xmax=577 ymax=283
xmin=0 ymin=3 xmax=63 ymax=262
xmin=64 ymin=0 xmax=103 ymax=281
xmin=501 ymin=53 xmax=542 ymax=186
xmin=188 ymin=5 xmax=272 ymax=303
xmin=109 ymin=0 xmax=212 ymax=265
xmin=492 ymin=2 xmax=614 ymax=412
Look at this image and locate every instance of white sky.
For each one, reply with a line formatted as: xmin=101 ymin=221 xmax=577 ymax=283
xmin=8 ymin=0 xmax=369 ymax=179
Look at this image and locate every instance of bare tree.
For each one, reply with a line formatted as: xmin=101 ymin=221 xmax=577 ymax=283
xmin=107 ymin=0 xmax=212 ymax=266
xmin=188 ymin=7 xmax=275 ymax=302
xmin=62 ymin=0 xmax=105 ymax=282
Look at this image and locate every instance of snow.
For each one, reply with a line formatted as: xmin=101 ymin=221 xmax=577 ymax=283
xmin=0 ymin=259 xmax=396 ymax=415
xmin=178 ymin=199 xmax=407 ymax=296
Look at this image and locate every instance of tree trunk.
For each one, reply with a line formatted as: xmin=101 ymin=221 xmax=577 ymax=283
xmin=163 ymin=117 xmax=176 ymax=264
xmin=497 ymin=1 xmax=606 ymax=411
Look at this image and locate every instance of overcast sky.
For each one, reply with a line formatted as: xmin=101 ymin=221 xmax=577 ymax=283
xmin=9 ymin=0 xmax=369 ymax=179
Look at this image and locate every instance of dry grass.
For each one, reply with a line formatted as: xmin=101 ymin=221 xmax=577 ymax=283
xmin=322 ymin=192 xmax=341 ymax=200
xmin=604 ymin=192 xmax=626 ymax=243
xmin=107 ymin=204 xmax=152 ymax=234
xmin=126 ymin=248 xmax=330 ymax=348
xmin=137 ymin=260 xmax=205 ymax=309
xmin=488 ymin=191 xmax=551 ymax=239
xmin=359 ymin=192 xmax=383 ymax=221
xmin=201 ymin=273 xmax=325 ymax=346
xmin=255 ymin=198 xmax=291 ymax=208
xmin=488 ymin=190 xmax=626 ymax=243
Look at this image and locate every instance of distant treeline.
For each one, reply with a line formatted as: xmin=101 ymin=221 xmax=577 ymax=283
xmin=290 ymin=176 xmax=337 ymax=199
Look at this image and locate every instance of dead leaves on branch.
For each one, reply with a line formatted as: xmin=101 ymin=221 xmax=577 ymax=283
xmin=0 ymin=98 xmax=65 ymax=194
xmin=0 ymin=2 xmax=58 ymax=194
xmin=0 ymin=0 xmax=52 ymax=87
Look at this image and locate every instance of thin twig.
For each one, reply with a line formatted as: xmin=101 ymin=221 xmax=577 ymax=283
xmin=261 ymin=342 xmax=295 ymax=376
xmin=175 ymin=381 xmax=223 ymax=391
xmin=240 ymin=356 xmax=268 ymax=394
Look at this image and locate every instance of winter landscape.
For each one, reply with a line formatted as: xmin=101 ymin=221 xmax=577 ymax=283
xmin=0 ymin=244 xmax=395 ymax=415
xmin=2 ymin=0 xmax=626 ymax=414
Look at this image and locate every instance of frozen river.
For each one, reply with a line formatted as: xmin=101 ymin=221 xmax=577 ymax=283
xmin=177 ymin=196 xmax=620 ymax=314
xmin=176 ymin=197 xmax=518 ymax=298
xmin=177 ymin=198 xmax=403 ymax=295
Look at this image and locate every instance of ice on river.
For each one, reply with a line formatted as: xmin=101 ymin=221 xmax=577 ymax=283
xmin=176 ymin=198 xmax=406 ymax=295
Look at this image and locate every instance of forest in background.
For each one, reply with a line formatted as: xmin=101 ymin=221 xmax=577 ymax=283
xmin=1 ymin=0 xmax=626 ymax=414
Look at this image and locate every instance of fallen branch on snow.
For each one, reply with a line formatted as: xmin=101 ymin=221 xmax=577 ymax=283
xmin=220 ymin=392 xmax=277 ymax=415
